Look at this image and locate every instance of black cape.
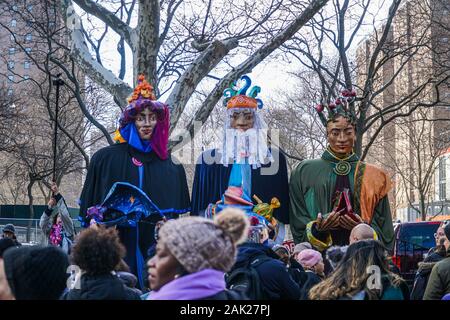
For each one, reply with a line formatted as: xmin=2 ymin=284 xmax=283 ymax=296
xmin=79 ymin=143 xmax=190 ymax=283
xmin=191 ymin=148 xmax=290 ymax=224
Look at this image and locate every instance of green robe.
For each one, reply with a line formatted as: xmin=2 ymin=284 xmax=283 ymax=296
xmin=289 ymin=150 xmax=394 ymax=250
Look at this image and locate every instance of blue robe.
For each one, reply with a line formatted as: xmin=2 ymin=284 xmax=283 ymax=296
xmin=191 ymin=148 xmax=290 ymax=224
xmin=79 ymin=143 xmax=190 ymax=287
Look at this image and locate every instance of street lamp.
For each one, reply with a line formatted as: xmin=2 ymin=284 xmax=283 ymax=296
xmin=52 ymin=74 xmax=64 ymax=184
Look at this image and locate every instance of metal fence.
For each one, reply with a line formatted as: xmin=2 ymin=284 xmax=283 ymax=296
xmin=0 ymin=218 xmax=81 ymax=245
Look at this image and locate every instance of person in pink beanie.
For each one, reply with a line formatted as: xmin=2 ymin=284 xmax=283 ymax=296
xmin=297 ymin=249 xmax=325 ymax=277
xmin=295 ymin=248 xmax=325 ymax=299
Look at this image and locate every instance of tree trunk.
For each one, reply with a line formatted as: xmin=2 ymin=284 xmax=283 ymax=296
xmin=420 ymin=193 xmax=426 ymax=221
xmin=136 ymin=0 xmax=160 ymax=91
xmin=26 ymin=180 xmax=36 ymax=243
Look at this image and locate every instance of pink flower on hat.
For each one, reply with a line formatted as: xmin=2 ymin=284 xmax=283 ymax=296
xmin=296 ymin=249 xmax=323 ymax=268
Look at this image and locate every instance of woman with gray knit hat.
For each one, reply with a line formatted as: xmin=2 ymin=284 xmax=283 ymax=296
xmin=147 ymin=208 xmax=249 ymax=300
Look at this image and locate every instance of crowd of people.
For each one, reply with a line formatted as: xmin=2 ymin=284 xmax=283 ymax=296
xmin=1 ymin=203 xmax=449 ymax=300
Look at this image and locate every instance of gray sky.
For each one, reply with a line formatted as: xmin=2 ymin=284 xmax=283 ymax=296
xmin=76 ymin=0 xmax=392 ymax=103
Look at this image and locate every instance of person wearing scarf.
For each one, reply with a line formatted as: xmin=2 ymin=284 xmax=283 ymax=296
xmin=78 ymin=75 xmax=191 ymax=287
xmin=289 ymin=89 xmax=394 ymax=251
xmin=147 ymin=208 xmax=249 ymax=300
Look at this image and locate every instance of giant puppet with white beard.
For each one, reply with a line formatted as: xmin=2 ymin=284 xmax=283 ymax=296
xmin=191 ymin=75 xmax=290 ymax=240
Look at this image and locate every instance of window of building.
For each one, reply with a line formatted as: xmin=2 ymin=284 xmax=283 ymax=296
xmin=10 ymin=19 xmax=17 ymax=28
xmin=8 ymin=75 xmax=14 ymax=82
xmin=8 ymin=61 xmax=15 ymax=69
xmin=439 ymin=157 xmax=447 ymax=200
xmin=9 ymin=47 xmax=15 ymax=55
xmin=24 ymin=61 xmax=31 ymax=69
xmin=25 ymin=33 xmax=32 ymax=43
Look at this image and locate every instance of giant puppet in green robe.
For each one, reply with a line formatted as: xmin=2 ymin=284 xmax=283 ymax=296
xmin=289 ymin=90 xmax=394 ymax=251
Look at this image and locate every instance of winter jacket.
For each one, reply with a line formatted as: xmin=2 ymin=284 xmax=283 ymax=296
xmin=234 ymin=242 xmax=302 ymax=300
xmin=300 ymin=271 xmax=322 ymax=300
xmin=288 ymin=258 xmax=307 ymax=287
xmin=61 ymin=273 xmax=141 ymax=300
xmin=116 ymin=271 xmax=143 ymax=296
xmin=410 ymin=252 xmax=445 ymax=300
xmin=423 ymin=252 xmax=450 ymax=300
xmin=338 ymin=275 xmax=409 ymax=300
xmin=381 ymin=277 xmax=409 ymax=300
xmin=39 ymin=194 xmax=75 ymax=250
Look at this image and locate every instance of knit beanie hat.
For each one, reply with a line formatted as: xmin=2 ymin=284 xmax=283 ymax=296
xmin=3 ymin=246 xmax=69 ymax=300
xmin=2 ymin=224 xmax=16 ymax=235
xmin=296 ymin=248 xmax=323 ymax=268
xmin=158 ymin=208 xmax=249 ymax=274
xmin=293 ymin=242 xmax=312 ymax=255
xmin=272 ymin=244 xmax=290 ymax=257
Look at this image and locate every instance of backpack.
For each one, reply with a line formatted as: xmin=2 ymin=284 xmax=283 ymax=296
xmin=410 ymin=271 xmax=430 ymax=300
xmin=225 ymin=254 xmax=272 ymax=300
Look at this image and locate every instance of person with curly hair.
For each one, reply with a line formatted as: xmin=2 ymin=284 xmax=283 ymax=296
xmin=61 ymin=226 xmax=141 ymax=300
xmin=309 ymin=240 xmax=409 ymax=300
xmin=147 ymin=208 xmax=250 ymax=300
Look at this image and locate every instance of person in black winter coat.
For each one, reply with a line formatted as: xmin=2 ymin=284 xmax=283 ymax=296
xmin=410 ymin=222 xmax=448 ymax=300
xmin=61 ymin=226 xmax=140 ymax=300
xmin=295 ymin=248 xmax=325 ymax=300
xmin=233 ymin=238 xmax=303 ymax=300
xmin=271 ymin=244 xmax=307 ymax=288
xmin=410 ymin=251 xmax=445 ymax=300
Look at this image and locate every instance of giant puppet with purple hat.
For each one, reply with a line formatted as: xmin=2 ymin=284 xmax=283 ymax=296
xmin=191 ymin=75 xmax=290 ymax=243
xmin=289 ymin=88 xmax=394 ymax=252
xmin=78 ymin=75 xmax=191 ymax=287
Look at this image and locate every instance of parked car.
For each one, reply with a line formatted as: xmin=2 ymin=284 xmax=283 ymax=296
xmin=392 ymin=221 xmax=441 ymax=287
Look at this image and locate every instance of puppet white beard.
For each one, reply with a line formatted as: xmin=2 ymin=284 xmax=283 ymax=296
xmin=221 ymin=128 xmax=272 ymax=168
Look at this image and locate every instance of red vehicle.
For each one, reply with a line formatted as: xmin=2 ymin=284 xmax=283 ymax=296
xmin=392 ymin=221 xmax=441 ymax=287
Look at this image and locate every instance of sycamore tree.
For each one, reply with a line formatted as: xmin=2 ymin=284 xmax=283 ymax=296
xmin=59 ymin=0 xmax=329 ymax=150
xmin=277 ymin=0 xmax=450 ymax=159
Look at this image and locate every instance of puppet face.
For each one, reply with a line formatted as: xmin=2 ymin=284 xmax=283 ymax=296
xmin=327 ymin=116 xmax=356 ymax=156
xmin=230 ymin=110 xmax=255 ymax=131
xmin=0 ymin=260 xmax=14 ymax=300
xmin=147 ymin=239 xmax=182 ymax=291
xmin=135 ymin=108 xmax=157 ymax=141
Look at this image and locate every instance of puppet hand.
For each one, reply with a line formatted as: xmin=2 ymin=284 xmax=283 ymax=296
xmin=339 ymin=214 xmax=363 ymax=230
xmin=89 ymin=219 xmax=99 ymax=229
xmin=316 ymin=211 xmax=340 ymax=232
